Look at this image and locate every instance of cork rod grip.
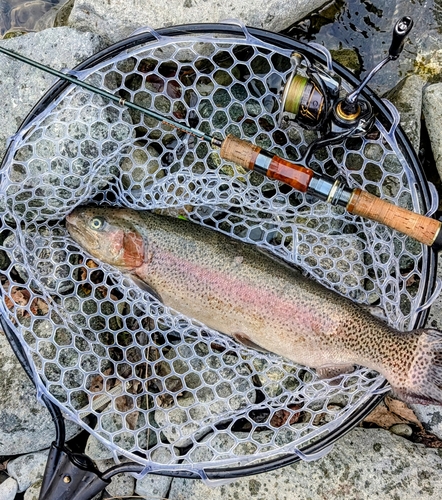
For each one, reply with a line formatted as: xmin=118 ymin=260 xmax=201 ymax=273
xmin=219 ymin=134 xmax=314 ymax=192
xmin=347 ymin=188 xmax=442 ymax=247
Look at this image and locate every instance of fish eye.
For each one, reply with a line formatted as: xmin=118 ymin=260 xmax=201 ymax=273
xmin=89 ymin=216 xmax=106 ymax=231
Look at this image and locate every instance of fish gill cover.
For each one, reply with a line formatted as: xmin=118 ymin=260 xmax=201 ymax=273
xmin=0 ymin=25 xmax=436 ymax=474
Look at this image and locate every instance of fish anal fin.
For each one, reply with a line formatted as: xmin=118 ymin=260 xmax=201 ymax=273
xmin=232 ymin=332 xmax=270 ymax=354
xmin=316 ymin=363 xmax=356 ymax=380
xmin=362 ymin=304 xmax=387 ymax=322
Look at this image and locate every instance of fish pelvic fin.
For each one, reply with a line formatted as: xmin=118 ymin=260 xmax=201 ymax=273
xmin=316 ymin=364 xmax=356 ymax=380
xmin=393 ymin=328 xmax=442 ymax=406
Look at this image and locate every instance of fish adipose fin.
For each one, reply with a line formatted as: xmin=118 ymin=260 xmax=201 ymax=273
xmin=232 ymin=332 xmax=271 ymax=354
xmin=393 ymin=328 xmax=442 ymax=405
xmin=316 ymin=364 xmax=356 ymax=379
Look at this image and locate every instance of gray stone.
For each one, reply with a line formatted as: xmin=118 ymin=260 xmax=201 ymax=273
xmin=385 ymin=74 xmax=426 ymax=153
xmin=423 ymin=82 xmax=442 ymax=179
xmin=389 ymin=423 xmax=413 ymax=438
xmin=0 ymin=328 xmax=81 ymax=455
xmin=168 ymin=428 xmax=442 ymax=500
xmin=68 ymin=0 xmax=328 ymax=44
xmin=0 ymin=27 xmax=105 ymax=163
xmin=85 ymin=432 xmax=115 ymax=461
xmin=411 ymin=404 xmax=442 ymax=441
xmin=7 ymin=450 xmax=48 ymax=492
xmin=0 ymin=477 xmax=18 ymax=500
xmin=136 ymin=447 xmax=180 ymax=498
xmin=154 ymin=349 xmax=256 ymax=448
xmin=23 ymin=479 xmax=42 ymax=500
xmin=415 ymin=48 xmax=442 ymax=81
xmin=95 ymin=458 xmax=135 ymax=497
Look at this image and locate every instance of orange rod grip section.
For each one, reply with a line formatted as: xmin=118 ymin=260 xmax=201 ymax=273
xmin=347 ymin=188 xmax=442 ymax=246
xmin=220 ymin=134 xmax=314 ymax=192
xmin=266 ymin=157 xmax=313 ymax=192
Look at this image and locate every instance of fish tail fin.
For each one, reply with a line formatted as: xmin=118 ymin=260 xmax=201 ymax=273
xmin=392 ymin=328 xmax=442 ymax=405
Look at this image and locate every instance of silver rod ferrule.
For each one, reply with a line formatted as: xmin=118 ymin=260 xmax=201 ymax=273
xmin=308 ymin=175 xmax=353 ymax=206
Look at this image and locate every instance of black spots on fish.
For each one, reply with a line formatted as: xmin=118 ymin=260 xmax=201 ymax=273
xmin=397 ymin=328 xmax=442 ymax=405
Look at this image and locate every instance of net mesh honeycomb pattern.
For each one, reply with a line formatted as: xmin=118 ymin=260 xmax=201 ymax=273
xmin=0 ymin=30 xmax=433 ymax=472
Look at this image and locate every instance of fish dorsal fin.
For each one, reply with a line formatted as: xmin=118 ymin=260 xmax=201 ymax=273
xmin=316 ymin=363 xmax=355 ymax=379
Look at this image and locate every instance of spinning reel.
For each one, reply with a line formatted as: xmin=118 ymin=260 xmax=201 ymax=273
xmin=279 ymin=16 xmax=413 ymax=143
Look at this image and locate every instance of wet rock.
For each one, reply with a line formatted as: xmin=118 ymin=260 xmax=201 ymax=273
xmin=0 ymin=328 xmax=80 ymax=455
xmin=9 ymin=1 xmax=53 ymax=32
xmin=423 ymin=82 xmax=442 ymax=179
xmin=0 ymin=477 xmax=18 ymax=500
xmin=0 ymin=27 xmax=105 ymax=163
xmin=68 ymin=0 xmax=329 ymax=44
xmin=7 ymin=450 xmax=48 ymax=492
xmin=329 ymin=48 xmax=361 ymax=75
xmin=168 ymin=428 xmax=442 ymax=500
xmin=385 ymin=74 xmax=425 ymax=154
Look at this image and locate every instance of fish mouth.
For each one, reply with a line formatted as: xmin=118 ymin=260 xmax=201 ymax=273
xmin=65 ymin=213 xmax=81 ymax=237
xmin=65 ymin=213 xmax=100 ymax=251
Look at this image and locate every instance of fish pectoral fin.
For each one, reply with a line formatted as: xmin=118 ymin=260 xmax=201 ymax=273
xmin=123 ymin=273 xmax=163 ymax=303
xmin=316 ymin=363 xmax=356 ymax=379
xmin=232 ymin=332 xmax=270 ymax=354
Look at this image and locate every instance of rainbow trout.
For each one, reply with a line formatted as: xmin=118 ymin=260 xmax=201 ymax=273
xmin=66 ymin=206 xmax=442 ymax=405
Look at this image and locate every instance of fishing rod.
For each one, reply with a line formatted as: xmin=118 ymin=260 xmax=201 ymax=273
xmin=0 ymin=17 xmax=441 ymax=249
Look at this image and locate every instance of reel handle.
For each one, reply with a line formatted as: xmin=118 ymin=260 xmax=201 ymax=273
xmin=219 ymin=135 xmax=442 ymax=250
xmin=389 ymin=17 xmax=414 ymax=59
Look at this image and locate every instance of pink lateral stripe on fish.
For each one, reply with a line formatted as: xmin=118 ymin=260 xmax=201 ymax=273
xmin=66 ymin=206 xmax=442 ymax=405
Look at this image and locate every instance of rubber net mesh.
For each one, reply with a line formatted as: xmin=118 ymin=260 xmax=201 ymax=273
xmin=0 ymin=30 xmax=433 ymax=473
